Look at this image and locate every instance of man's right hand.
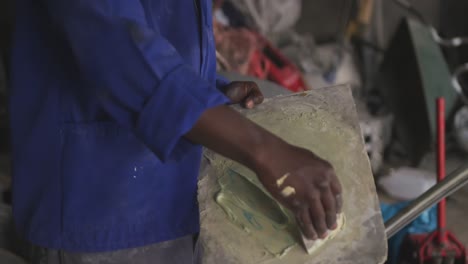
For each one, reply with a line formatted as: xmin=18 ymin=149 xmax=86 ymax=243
xmin=253 ymin=141 xmax=342 ymax=240
xmin=186 ymin=101 xmax=343 ymax=241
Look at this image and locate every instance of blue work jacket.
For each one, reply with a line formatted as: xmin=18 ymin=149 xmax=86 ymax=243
xmin=9 ymin=0 xmax=229 ymax=251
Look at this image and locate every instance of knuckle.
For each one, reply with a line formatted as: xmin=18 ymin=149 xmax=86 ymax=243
xmin=336 ymin=194 xmax=343 ymax=202
xmin=307 ymin=192 xmax=321 ymax=202
xmin=336 ymin=194 xmax=343 ymax=207
xmin=331 ymin=181 xmax=343 ymax=196
xmin=315 ymin=174 xmax=330 ymax=189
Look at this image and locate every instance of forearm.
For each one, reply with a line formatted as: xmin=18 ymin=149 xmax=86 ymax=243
xmin=185 ymin=105 xmax=283 ymax=171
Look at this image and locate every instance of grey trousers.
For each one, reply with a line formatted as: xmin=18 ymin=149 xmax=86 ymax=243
xmin=31 ymin=236 xmax=201 ymax=264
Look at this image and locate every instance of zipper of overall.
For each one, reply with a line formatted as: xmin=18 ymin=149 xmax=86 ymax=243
xmin=193 ymin=0 xmax=204 ymax=75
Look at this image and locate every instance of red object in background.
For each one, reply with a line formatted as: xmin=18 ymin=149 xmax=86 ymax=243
xmin=214 ymin=21 xmax=308 ymax=93
xmin=437 ymin=98 xmax=447 ymax=246
xmin=247 ymin=34 xmax=307 ymax=92
xmin=400 ymin=98 xmax=467 ymax=264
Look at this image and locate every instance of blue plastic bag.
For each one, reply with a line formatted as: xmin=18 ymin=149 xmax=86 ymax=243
xmin=380 ymin=202 xmax=437 ymax=264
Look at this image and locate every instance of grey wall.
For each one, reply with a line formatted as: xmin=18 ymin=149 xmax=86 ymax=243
xmin=295 ymin=0 xmax=439 ymax=47
xmin=295 ymin=0 xmax=351 ymax=43
xmin=378 ymin=0 xmax=439 ymax=47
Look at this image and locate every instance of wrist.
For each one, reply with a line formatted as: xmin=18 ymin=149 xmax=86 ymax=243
xmin=247 ymin=128 xmax=286 ymax=173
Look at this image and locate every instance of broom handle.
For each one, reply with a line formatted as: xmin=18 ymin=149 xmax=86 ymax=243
xmin=437 ymin=97 xmax=447 ymax=244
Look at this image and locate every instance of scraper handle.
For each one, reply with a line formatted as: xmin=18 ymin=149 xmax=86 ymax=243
xmin=436 ymin=97 xmax=447 ymax=244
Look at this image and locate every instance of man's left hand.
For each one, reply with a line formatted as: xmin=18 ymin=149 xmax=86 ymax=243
xmin=222 ymin=81 xmax=264 ymax=109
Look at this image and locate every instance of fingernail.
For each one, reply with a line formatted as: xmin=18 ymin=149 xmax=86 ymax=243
xmin=247 ymin=101 xmax=254 ymax=108
xmin=331 ymin=223 xmax=337 ymax=230
xmin=320 ymin=231 xmax=328 ymax=239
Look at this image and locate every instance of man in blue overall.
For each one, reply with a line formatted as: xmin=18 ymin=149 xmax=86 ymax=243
xmin=9 ymin=0 xmax=343 ymax=263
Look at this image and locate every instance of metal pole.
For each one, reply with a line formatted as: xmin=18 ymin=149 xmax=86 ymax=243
xmin=385 ymin=164 xmax=468 ymax=239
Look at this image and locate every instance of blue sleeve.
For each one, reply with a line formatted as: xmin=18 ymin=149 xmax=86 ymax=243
xmin=216 ymin=74 xmax=230 ymax=90
xmin=44 ymin=0 xmax=229 ymax=161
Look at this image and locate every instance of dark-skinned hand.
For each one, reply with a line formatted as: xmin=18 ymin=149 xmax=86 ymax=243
xmin=221 ymin=81 xmax=264 ymax=109
xmin=254 ymin=140 xmax=343 ymax=240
